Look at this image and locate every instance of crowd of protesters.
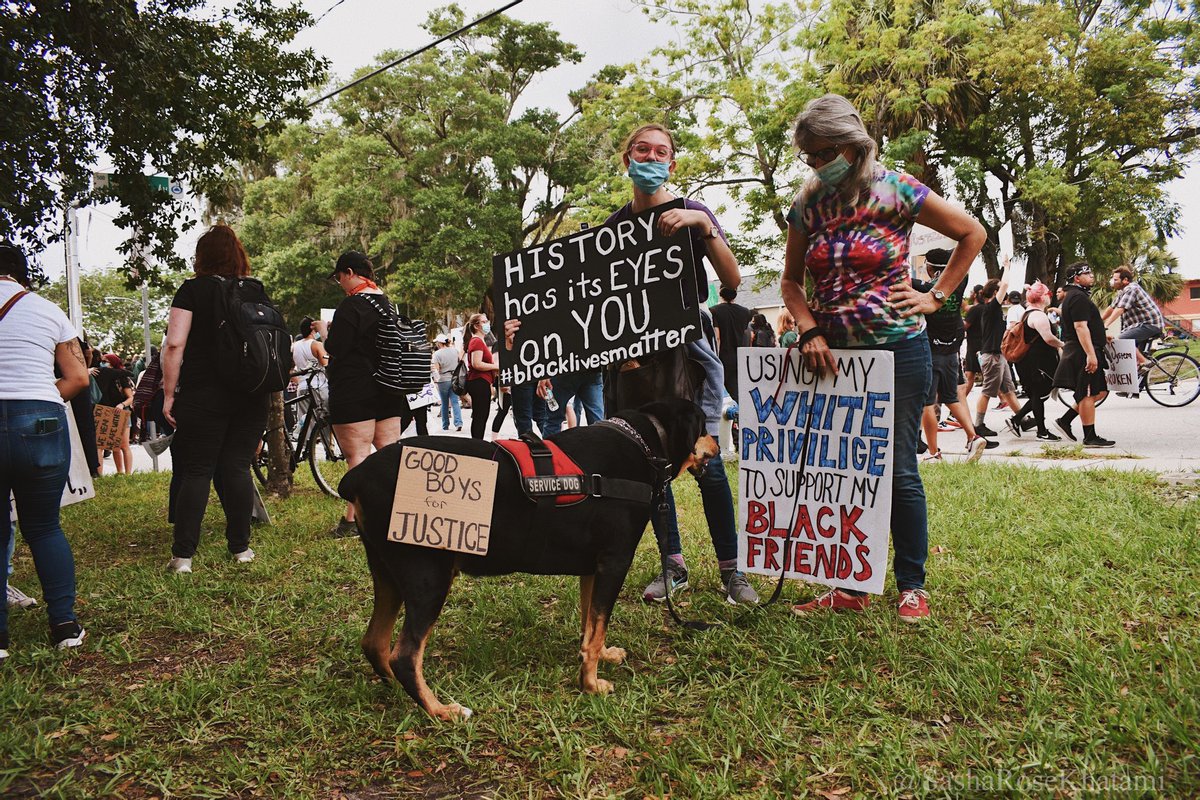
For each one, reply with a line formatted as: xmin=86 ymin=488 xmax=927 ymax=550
xmin=3 ymin=93 xmax=1176 ymax=663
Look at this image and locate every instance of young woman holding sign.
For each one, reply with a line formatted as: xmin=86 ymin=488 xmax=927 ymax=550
xmin=506 ymin=123 xmax=758 ymax=606
xmin=780 ymin=94 xmax=985 ymax=622
xmin=463 ymin=313 xmax=499 ymax=440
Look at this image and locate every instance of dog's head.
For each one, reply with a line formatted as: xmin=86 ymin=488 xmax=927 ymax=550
xmin=625 ymin=399 xmax=719 ymax=480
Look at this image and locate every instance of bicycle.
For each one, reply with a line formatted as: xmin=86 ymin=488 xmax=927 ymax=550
xmin=253 ymin=366 xmax=347 ymax=497
xmin=1055 ymin=338 xmax=1200 ymax=409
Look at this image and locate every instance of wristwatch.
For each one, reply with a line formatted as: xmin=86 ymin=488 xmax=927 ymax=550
xmin=931 ymin=288 xmax=946 ymax=305
xmin=704 ymin=227 xmax=720 ymax=240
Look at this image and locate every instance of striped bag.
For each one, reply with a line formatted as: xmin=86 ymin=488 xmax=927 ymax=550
xmin=355 ymin=293 xmax=431 ymax=394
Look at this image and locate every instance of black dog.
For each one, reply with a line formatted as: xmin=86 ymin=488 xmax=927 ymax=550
xmin=338 ymin=399 xmax=717 ymax=720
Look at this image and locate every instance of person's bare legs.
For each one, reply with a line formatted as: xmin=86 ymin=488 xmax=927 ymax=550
xmin=335 ymin=421 xmax=377 ymax=523
xmin=945 ymin=400 xmax=979 ymax=440
xmin=921 ymin=405 xmax=939 ymax=455
xmin=116 ymin=426 xmax=134 ymax=474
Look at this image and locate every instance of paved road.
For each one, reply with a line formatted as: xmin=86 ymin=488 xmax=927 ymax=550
xmin=110 ymin=388 xmax=1199 ymax=479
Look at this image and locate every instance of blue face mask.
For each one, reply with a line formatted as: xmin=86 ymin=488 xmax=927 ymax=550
xmin=481 ymin=323 xmax=492 ymax=335
xmin=816 ymin=154 xmax=852 ymax=186
xmin=627 ymin=158 xmax=671 ymax=194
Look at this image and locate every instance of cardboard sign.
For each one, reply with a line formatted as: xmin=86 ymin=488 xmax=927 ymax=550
xmin=736 ymin=348 xmax=895 ymax=595
xmin=389 ymin=447 xmax=498 ymax=555
xmin=93 ymin=404 xmax=130 ymax=451
xmin=492 ymin=199 xmax=702 ymax=386
xmin=1105 ymin=339 xmax=1138 ymax=392
xmin=9 ymin=410 xmax=94 ymax=522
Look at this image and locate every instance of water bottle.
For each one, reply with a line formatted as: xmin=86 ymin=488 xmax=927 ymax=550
xmin=545 ymin=387 xmax=559 ymax=411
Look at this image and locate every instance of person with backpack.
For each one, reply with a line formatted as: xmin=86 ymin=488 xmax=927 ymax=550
xmin=1003 ymin=281 xmax=1064 ymax=440
xmin=747 ymin=313 xmax=776 ymax=348
xmin=161 ymin=225 xmax=286 ymax=573
xmin=325 ymin=251 xmax=417 ymax=537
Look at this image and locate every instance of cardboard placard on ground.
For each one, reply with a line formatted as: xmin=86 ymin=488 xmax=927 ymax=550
xmin=93 ymin=404 xmax=130 ymax=451
xmin=1105 ymin=339 xmax=1138 ymax=392
xmin=736 ymin=347 xmax=895 ymax=595
xmin=388 ymin=446 xmax=498 ymax=556
xmin=491 ymin=198 xmax=702 ymax=386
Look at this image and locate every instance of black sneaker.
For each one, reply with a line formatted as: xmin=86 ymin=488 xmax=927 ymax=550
xmin=329 ymin=518 xmax=359 ymax=539
xmin=1004 ymin=418 xmax=1022 ymax=438
xmin=1036 ymin=430 xmax=1061 ymax=442
xmin=974 ymin=423 xmax=997 ymax=438
xmin=1054 ymin=417 xmax=1077 ymax=442
xmin=1083 ymin=435 xmax=1116 ymax=448
xmin=50 ymin=621 xmax=86 ymax=650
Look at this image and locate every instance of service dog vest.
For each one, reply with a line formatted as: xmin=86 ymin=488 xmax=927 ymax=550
xmin=494 ymin=433 xmax=655 ymax=507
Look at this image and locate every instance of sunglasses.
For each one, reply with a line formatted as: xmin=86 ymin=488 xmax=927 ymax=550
xmin=802 ymin=147 xmax=840 ymax=165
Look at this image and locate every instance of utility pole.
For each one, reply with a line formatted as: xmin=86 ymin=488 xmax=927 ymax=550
xmin=63 ymin=204 xmax=83 ymax=335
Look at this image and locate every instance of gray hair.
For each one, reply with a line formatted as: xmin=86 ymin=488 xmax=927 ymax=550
xmin=792 ymin=94 xmax=879 ymax=204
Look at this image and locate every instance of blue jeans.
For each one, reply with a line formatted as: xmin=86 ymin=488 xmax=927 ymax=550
xmin=512 ymin=380 xmax=549 ymax=436
xmin=848 ymin=334 xmax=931 ymax=592
xmin=543 ymin=370 xmax=604 ymax=436
xmin=436 ymin=381 xmax=462 ymax=428
xmin=652 ymin=454 xmax=738 ymax=562
xmin=1 ymin=400 xmax=77 ymax=634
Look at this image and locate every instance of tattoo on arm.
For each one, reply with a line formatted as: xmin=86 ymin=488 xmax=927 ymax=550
xmin=67 ymin=338 xmax=86 ymax=368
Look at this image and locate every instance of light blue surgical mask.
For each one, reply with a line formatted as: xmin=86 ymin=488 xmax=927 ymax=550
xmin=482 ymin=323 xmax=492 ymax=335
xmin=627 ymin=158 xmax=671 ymax=194
xmin=816 ymin=154 xmax=852 ymax=186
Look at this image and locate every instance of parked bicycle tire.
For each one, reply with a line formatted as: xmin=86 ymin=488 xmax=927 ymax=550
xmin=252 ymin=432 xmax=294 ymax=488
xmin=308 ymin=421 xmax=347 ymax=498
xmin=1144 ymin=352 xmax=1200 ymax=407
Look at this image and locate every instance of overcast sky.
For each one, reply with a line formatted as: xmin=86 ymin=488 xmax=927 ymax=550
xmin=42 ymin=0 xmax=1200 ymax=280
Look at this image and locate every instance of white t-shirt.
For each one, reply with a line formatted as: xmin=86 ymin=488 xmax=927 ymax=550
xmin=291 ymin=337 xmax=319 ymax=388
xmin=1005 ymin=304 xmax=1026 ymax=328
xmin=0 ymin=281 xmax=77 ymax=405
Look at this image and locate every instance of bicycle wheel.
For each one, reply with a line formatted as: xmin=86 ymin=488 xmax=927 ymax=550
xmin=308 ymin=421 xmax=347 ymax=498
xmin=253 ymin=432 xmax=295 ymax=487
xmin=1144 ymin=352 xmax=1200 ymax=407
xmin=1054 ymin=386 xmax=1107 ymax=410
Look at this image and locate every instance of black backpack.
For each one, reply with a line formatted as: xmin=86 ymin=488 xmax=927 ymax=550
xmin=210 ymin=276 xmax=292 ymax=394
xmin=354 ymin=292 xmax=431 ymax=393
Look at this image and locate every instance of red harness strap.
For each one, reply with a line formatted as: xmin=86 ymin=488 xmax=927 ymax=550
xmin=495 ymin=438 xmax=588 ymax=505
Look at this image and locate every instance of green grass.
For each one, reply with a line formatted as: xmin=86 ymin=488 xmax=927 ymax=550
xmin=2 ymin=464 xmax=1197 ymax=798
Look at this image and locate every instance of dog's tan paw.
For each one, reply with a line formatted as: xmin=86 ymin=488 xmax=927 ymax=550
xmin=584 ymin=678 xmax=614 ymax=695
xmin=600 ymin=646 xmax=626 ymax=664
xmin=432 ymin=703 xmax=474 ymax=721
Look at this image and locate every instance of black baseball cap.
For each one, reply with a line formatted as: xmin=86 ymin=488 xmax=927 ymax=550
xmin=329 ymin=250 xmax=374 ymax=280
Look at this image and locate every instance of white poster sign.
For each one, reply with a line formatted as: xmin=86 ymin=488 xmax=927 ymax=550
xmin=1105 ymin=339 xmax=1138 ymax=392
xmin=737 ymin=348 xmax=895 ymax=595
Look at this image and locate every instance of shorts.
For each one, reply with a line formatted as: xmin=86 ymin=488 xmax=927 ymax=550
xmin=977 ymin=352 xmax=1015 ymax=397
xmin=1118 ymin=323 xmax=1161 ymax=354
xmin=964 ymin=345 xmax=981 ymax=374
xmin=925 ymin=350 xmax=963 ymax=406
xmin=328 ymin=382 xmax=404 ymax=425
xmin=1052 ymin=342 xmax=1108 ymax=399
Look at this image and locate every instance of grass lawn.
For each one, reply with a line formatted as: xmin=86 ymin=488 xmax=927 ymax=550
xmin=2 ymin=463 xmax=1197 ymax=798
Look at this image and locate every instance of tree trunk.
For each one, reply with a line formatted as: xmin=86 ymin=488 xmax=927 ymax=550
xmin=265 ymin=390 xmax=291 ymax=499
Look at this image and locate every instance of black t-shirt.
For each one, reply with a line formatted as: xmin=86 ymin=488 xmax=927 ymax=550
xmin=607 ymin=198 xmax=725 ymax=304
xmin=95 ymin=367 xmax=133 ymax=407
xmin=1059 ymin=285 xmax=1106 ymax=350
xmin=171 ymin=277 xmax=224 ymax=391
xmin=914 ymin=277 xmax=967 ymax=353
xmin=710 ymin=301 xmax=752 ymax=361
xmin=324 ymin=293 xmax=385 ymax=399
xmin=963 ymin=303 xmax=984 ymax=348
xmin=979 ymin=296 xmax=1004 ymax=354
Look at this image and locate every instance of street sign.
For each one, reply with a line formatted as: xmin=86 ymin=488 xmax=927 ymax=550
xmin=93 ymin=172 xmax=183 ymax=196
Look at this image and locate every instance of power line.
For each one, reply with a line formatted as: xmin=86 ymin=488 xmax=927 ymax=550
xmin=313 ymin=0 xmax=349 ymax=24
xmin=306 ymin=0 xmax=525 ymax=108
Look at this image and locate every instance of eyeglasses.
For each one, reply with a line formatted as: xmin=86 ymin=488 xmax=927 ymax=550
xmin=629 ymin=142 xmax=673 ymax=160
xmin=802 ymin=147 xmax=840 ymax=166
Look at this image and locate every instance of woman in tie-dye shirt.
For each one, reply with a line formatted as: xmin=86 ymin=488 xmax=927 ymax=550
xmin=781 ymin=94 xmax=985 ymax=623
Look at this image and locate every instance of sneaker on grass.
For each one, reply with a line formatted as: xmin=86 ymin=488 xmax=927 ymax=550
xmin=232 ymin=548 xmax=255 ymax=563
xmin=643 ymin=562 xmax=688 ymax=603
xmin=792 ymin=588 xmax=869 ymax=615
xmin=898 ymin=589 xmax=930 ymax=622
xmin=964 ymin=437 xmax=987 ymax=463
xmin=7 ymin=584 xmax=38 ymax=609
xmin=721 ymin=570 xmax=759 ymax=606
xmin=330 ymin=518 xmax=359 ymax=539
xmin=166 ymin=557 xmax=192 ymax=574
xmin=0 ymin=631 xmax=8 ymax=661
xmin=920 ymin=450 xmax=943 ymax=464
xmin=50 ymin=621 xmax=86 ymax=649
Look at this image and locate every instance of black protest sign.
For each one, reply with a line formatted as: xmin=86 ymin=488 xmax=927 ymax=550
xmin=492 ymin=199 xmax=702 ymax=386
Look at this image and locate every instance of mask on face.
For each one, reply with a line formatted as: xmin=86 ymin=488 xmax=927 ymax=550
xmin=481 ymin=323 xmax=492 ymax=335
xmin=627 ymin=158 xmax=671 ymax=194
xmin=816 ymin=154 xmax=852 ymax=186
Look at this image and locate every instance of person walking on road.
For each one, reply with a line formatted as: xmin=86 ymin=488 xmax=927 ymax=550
xmin=1052 ymin=262 xmax=1115 ymax=447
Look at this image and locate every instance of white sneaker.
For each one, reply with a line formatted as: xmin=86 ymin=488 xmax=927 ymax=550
xmin=965 ymin=436 xmax=987 ymax=464
xmin=232 ymin=548 xmax=255 ymax=564
xmin=920 ymin=450 xmax=943 ymax=463
xmin=7 ymin=584 xmax=38 ymax=609
xmin=166 ymin=557 xmax=193 ymax=574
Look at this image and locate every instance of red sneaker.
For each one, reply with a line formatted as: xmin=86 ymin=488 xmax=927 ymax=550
xmin=897 ymin=589 xmax=930 ymax=622
xmin=792 ymin=589 xmax=869 ymax=615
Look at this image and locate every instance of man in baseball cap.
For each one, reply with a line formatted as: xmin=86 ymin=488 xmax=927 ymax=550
xmin=1050 ymin=261 xmax=1114 ymax=447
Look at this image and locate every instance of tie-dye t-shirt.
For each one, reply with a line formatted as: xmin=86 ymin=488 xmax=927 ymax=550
xmin=785 ymin=169 xmax=930 ymax=347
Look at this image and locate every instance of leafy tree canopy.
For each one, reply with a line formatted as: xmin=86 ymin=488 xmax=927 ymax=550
xmin=41 ymin=267 xmax=178 ymax=357
xmin=0 ymin=0 xmax=326 ymax=283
